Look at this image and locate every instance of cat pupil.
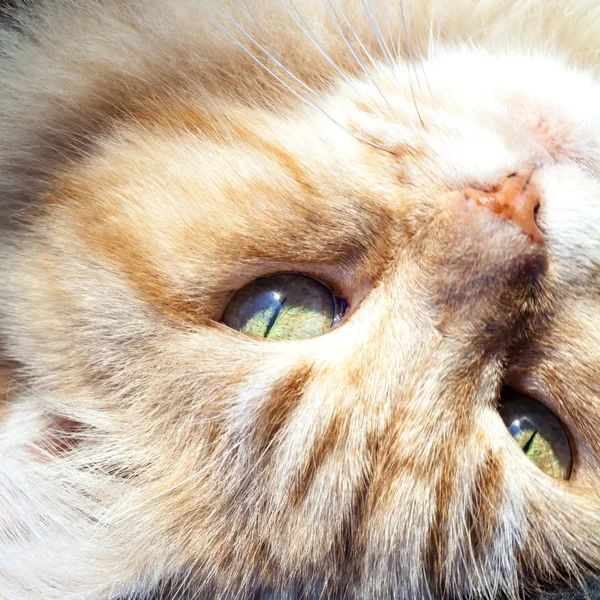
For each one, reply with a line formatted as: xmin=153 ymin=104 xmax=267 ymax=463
xmin=499 ymin=387 xmax=572 ymax=480
xmin=222 ymin=274 xmax=346 ymax=340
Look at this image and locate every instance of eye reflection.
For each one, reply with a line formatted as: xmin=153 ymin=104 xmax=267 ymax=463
xmin=498 ymin=387 xmax=572 ymax=480
xmin=222 ymin=273 xmax=347 ymax=340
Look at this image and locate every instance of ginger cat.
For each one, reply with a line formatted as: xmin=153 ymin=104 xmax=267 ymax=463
xmin=1 ymin=0 xmax=600 ymax=598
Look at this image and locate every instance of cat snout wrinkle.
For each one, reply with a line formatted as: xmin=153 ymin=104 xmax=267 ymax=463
xmin=463 ymin=171 xmax=544 ymax=245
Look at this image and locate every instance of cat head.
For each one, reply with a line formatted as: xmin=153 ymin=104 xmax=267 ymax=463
xmin=1 ymin=1 xmax=600 ymax=598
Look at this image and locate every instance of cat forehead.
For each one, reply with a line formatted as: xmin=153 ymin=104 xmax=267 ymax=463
xmin=50 ymin=49 xmax=600 ymax=236
xmin=341 ymin=51 xmax=600 ymax=180
xmin=58 ymin=48 xmax=600 ymax=205
xmin=40 ymin=48 xmax=600 ymax=315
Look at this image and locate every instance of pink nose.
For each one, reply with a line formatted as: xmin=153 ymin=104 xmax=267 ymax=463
xmin=463 ymin=171 xmax=543 ymax=245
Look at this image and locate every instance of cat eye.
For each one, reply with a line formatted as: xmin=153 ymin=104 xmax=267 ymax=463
xmin=222 ymin=274 xmax=348 ymax=340
xmin=498 ymin=387 xmax=572 ymax=480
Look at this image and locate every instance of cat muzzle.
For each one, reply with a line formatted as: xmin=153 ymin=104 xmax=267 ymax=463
xmin=463 ymin=170 xmax=544 ymax=245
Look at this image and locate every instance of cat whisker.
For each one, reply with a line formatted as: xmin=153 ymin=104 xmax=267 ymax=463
xmin=281 ymin=0 xmax=373 ymax=105
xmin=200 ymin=0 xmax=329 ymax=104
xmin=400 ymin=0 xmax=422 ymax=91
xmin=362 ymin=0 xmax=395 ymax=70
xmin=427 ymin=0 xmax=437 ymax=60
xmin=386 ymin=0 xmax=404 ymax=69
xmin=239 ymin=0 xmax=281 ymax=62
xmin=169 ymin=569 xmax=195 ymax=600
xmin=407 ymin=1 xmax=434 ymax=100
xmin=364 ymin=0 xmax=413 ymax=120
xmin=328 ymin=0 xmax=380 ymax=71
xmin=194 ymin=0 xmax=394 ymax=153
xmin=320 ymin=0 xmax=399 ymax=119
xmin=437 ymin=0 xmax=445 ymax=49
xmin=399 ymin=0 xmax=426 ymax=127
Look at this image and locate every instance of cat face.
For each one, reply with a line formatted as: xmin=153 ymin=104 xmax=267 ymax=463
xmin=1 ymin=1 xmax=600 ymax=599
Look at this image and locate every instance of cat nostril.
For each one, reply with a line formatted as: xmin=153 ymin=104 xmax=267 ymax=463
xmin=463 ymin=170 xmax=544 ymax=245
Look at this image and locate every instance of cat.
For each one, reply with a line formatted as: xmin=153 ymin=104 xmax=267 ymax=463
xmin=1 ymin=0 xmax=600 ymax=598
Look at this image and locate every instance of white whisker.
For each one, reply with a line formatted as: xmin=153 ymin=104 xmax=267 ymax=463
xmin=399 ymin=0 xmax=421 ymax=90
xmin=193 ymin=3 xmax=341 ymax=126
xmin=427 ymin=1 xmax=436 ymax=60
xmin=361 ymin=0 xmax=394 ymax=70
xmin=192 ymin=0 xmax=394 ymax=153
xmin=319 ymin=0 xmax=372 ymax=77
xmin=239 ymin=0 xmax=280 ymax=61
xmin=204 ymin=0 xmax=327 ymax=103
xmin=329 ymin=0 xmax=380 ymax=71
xmin=320 ymin=0 xmax=398 ymax=119
xmin=170 ymin=569 xmax=195 ymax=600
xmin=406 ymin=0 xmax=433 ymax=99
xmin=280 ymin=0 xmax=371 ymax=104
xmin=399 ymin=0 xmax=426 ymax=127
xmin=437 ymin=0 xmax=445 ymax=48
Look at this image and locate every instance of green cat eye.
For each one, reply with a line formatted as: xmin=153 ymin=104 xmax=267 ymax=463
xmin=499 ymin=387 xmax=572 ymax=480
xmin=222 ymin=274 xmax=347 ymax=340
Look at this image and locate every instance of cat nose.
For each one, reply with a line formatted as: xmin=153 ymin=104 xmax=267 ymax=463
xmin=463 ymin=171 xmax=543 ymax=245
